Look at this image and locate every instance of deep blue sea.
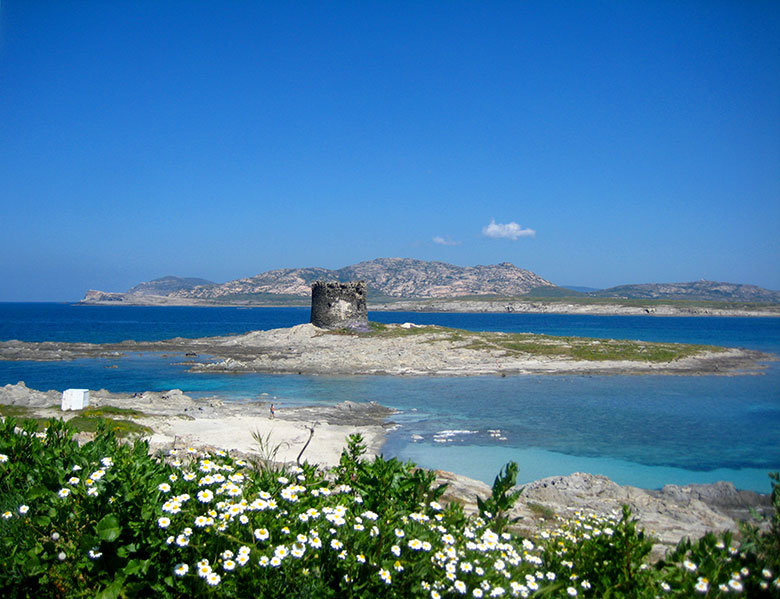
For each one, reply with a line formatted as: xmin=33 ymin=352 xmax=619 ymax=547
xmin=1 ymin=303 xmax=778 ymax=493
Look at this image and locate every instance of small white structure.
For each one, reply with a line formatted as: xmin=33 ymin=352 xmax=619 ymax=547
xmin=61 ymin=389 xmax=90 ymax=411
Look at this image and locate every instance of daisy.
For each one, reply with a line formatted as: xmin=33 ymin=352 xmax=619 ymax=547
xmin=197 ymin=563 xmax=212 ymax=578
xmin=254 ymin=528 xmax=270 ymax=541
xmin=174 ymin=563 xmax=189 ymax=577
xmin=194 ymin=516 xmax=210 ymax=528
xmin=728 ymin=579 xmax=744 ymax=592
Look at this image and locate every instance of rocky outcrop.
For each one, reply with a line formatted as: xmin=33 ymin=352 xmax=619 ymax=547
xmin=436 ymin=470 xmax=772 ymax=560
xmin=82 ymin=290 xmax=127 ymax=303
xmin=128 ymin=276 xmax=214 ymax=296
xmin=0 ymin=381 xmax=60 ymax=407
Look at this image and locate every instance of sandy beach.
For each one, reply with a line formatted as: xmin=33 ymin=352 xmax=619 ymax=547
xmin=0 ymin=382 xmax=393 ymax=469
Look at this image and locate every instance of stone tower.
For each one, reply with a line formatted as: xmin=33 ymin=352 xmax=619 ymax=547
xmin=310 ymin=281 xmax=368 ymax=330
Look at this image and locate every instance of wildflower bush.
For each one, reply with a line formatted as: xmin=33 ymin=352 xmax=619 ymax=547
xmin=0 ymin=417 xmax=779 ymax=598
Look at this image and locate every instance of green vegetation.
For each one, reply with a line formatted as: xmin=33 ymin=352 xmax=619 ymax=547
xmin=209 ymin=293 xmax=310 ymax=306
xmin=0 ymin=404 xmax=42 ymax=420
xmin=527 ymin=501 xmax=556 ymax=521
xmin=1 ymin=419 xmax=778 ymax=597
xmin=66 ymin=414 xmax=152 ymax=437
xmin=0 ymin=404 xmax=151 ymax=438
xmin=328 ymin=323 xmax=722 ymax=363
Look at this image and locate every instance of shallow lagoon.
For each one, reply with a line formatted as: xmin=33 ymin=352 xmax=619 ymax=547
xmin=0 ymin=304 xmax=778 ymax=492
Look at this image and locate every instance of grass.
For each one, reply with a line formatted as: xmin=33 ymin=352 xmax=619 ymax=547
xmin=0 ymin=403 xmax=152 ymax=437
xmin=462 ymin=331 xmax=720 ymax=362
xmin=66 ymin=414 xmax=152 ymax=437
xmin=325 ymin=322 xmax=724 ymax=363
xmin=527 ymin=501 xmax=556 ymax=520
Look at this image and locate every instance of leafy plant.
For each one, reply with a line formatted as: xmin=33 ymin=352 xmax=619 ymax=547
xmin=477 ymin=460 xmax=522 ymax=534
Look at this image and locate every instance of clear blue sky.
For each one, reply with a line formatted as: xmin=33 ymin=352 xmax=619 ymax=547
xmin=1 ymin=1 xmax=778 ymax=301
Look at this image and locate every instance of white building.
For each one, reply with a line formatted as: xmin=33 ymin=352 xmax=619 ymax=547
xmin=61 ymin=389 xmax=90 ymax=411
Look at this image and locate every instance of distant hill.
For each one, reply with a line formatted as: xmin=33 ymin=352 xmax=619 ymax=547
xmin=128 ymin=276 xmax=215 ymax=296
xmin=522 ymin=285 xmax=586 ymax=298
xmin=169 ymin=258 xmax=555 ymax=301
xmin=588 ymin=280 xmax=780 ymax=303
xmin=79 ymin=263 xmax=780 ymax=307
xmin=562 ymin=285 xmax=601 ymax=293
xmin=80 ymin=259 xmax=554 ymax=304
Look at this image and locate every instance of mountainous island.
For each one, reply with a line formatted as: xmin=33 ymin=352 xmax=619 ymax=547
xmin=80 ymin=258 xmax=780 ymax=316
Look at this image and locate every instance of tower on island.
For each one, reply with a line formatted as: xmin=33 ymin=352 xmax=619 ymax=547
xmin=310 ymin=280 xmax=368 ymax=330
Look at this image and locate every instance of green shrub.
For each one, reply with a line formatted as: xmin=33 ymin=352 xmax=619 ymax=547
xmin=0 ymin=419 xmax=779 ymax=598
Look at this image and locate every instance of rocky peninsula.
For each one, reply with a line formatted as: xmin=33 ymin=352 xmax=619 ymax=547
xmin=1 ymin=382 xmax=772 ymax=560
xmin=0 ymin=323 xmax=772 ymax=376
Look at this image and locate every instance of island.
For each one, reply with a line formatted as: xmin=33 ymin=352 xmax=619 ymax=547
xmin=0 ymin=322 xmax=771 ymax=376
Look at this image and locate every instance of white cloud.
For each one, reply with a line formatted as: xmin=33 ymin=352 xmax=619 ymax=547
xmin=432 ymin=236 xmax=461 ymax=246
xmin=482 ymin=219 xmax=536 ymax=240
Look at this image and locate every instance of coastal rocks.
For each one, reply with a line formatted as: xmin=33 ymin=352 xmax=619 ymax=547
xmin=655 ymin=481 xmax=773 ymax=522
xmin=0 ymin=381 xmax=60 ymax=407
xmin=436 ymin=470 xmax=770 ymax=560
xmin=371 ymin=298 xmax=780 ymax=318
xmin=517 ymin=473 xmax=745 ymax=555
xmin=310 ymin=280 xmax=368 ymax=330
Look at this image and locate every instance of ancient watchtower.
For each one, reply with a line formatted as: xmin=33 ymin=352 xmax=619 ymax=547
xmin=310 ymin=281 xmax=368 ymax=330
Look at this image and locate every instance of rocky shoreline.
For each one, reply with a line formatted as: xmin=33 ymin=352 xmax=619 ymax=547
xmin=1 ymin=381 xmax=772 ymax=560
xmin=77 ymin=294 xmax=780 ymax=317
xmin=370 ymin=298 xmax=780 ymax=317
xmin=0 ymin=323 xmax=772 ymax=376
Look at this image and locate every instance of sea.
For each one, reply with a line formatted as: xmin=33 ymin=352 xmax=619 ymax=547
xmin=1 ymin=303 xmax=778 ymax=493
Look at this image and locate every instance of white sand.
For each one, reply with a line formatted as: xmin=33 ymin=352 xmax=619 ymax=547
xmin=145 ymin=413 xmax=386 ymax=467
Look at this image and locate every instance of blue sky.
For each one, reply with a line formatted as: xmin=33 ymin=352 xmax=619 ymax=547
xmin=1 ymin=1 xmax=778 ymax=301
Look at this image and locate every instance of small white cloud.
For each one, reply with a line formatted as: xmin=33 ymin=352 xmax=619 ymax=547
xmin=432 ymin=236 xmax=461 ymax=246
xmin=482 ymin=219 xmax=535 ymax=240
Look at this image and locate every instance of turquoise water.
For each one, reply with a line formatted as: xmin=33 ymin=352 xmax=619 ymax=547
xmin=0 ymin=303 xmax=778 ymax=492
